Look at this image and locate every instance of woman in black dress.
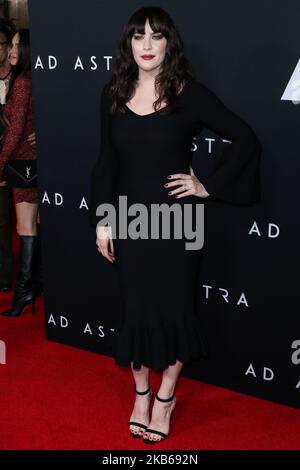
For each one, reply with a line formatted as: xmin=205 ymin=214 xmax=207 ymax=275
xmin=90 ymin=6 xmax=261 ymax=444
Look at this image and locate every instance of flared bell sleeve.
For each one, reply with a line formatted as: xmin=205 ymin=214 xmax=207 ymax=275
xmin=89 ymin=84 xmax=118 ymax=228
xmin=193 ymin=80 xmax=261 ymax=205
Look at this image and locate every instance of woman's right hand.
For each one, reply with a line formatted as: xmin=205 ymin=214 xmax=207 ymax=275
xmin=96 ymin=225 xmax=115 ymax=263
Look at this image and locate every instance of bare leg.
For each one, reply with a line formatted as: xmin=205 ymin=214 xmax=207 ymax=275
xmin=129 ymin=362 xmax=152 ymax=436
xmin=15 ymin=202 xmax=38 ymax=235
xmin=143 ymin=360 xmax=183 ymax=442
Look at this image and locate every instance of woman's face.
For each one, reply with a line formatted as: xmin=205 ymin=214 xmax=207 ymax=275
xmin=131 ymin=18 xmax=167 ymax=75
xmin=8 ymin=32 xmax=20 ymax=66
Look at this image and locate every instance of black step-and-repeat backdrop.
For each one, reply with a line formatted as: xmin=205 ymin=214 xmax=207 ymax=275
xmin=28 ymin=0 xmax=300 ymax=408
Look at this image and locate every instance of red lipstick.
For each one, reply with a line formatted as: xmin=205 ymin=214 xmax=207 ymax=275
xmin=141 ymin=55 xmax=155 ymax=60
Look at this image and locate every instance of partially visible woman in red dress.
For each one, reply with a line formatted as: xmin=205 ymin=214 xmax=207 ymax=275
xmin=0 ymin=29 xmax=42 ymax=317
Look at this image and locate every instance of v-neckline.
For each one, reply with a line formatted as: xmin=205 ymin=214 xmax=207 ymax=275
xmin=124 ymin=80 xmax=192 ymax=117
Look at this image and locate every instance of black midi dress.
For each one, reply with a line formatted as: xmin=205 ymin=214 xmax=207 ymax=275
xmin=90 ymin=78 xmax=261 ymax=371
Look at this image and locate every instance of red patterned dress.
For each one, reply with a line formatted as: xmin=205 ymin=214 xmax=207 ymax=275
xmin=0 ymin=74 xmax=37 ymax=204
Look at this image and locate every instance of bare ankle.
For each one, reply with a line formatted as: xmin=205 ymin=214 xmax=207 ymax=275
xmin=157 ymin=389 xmax=175 ymax=400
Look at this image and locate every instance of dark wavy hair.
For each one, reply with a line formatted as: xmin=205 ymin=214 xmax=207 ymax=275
xmin=0 ymin=18 xmax=16 ymax=47
xmin=6 ymin=28 xmax=31 ymax=102
xmin=107 ymin=5 xmax=194 ymax=114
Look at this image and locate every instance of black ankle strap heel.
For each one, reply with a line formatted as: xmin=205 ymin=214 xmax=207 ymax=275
xmin=129 ymin=384 xmax=152 ymax=439
xmin=143 ymin=393 xmax=176 ymax=444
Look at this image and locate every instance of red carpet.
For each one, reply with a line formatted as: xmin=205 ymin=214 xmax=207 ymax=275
xmin=1 ymin=220 xmax=300 ymax=450
xmin=1 ymin=293 xmax=300 ymax=450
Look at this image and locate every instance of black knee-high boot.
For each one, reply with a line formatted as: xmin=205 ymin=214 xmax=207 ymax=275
xmin=0 ymin=235 xmax=39 ymax=317
xmin=32 ymin=224 xmax=43 ymax=297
